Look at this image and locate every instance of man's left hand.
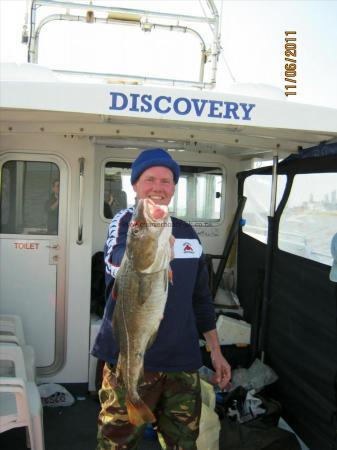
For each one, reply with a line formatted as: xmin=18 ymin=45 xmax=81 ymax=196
xmin=210 ymin=350 xmax=231 ymax=390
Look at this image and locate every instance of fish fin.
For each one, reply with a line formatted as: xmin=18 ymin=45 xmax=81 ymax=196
xmin=138 ymin=365 xmax=145 ymax=384
xmin=126 ymin=397 xmax=156 ymax=426
xmin=111 ymin=278 xmax=118 ymax=301
xmin=168 ymin=267 xmax=173 ymax=285
xmin=146 ymin=331 xmax=158 ymax=350
xmin=115 ymin=355 xmax=123 ymax=384
xmin=169 ymin=235 xmax=175 ymax=261
xmin=164 ymin=267 xmax=173 ymax=288
xmin=163 ymin=269 xmax=167 ymax=289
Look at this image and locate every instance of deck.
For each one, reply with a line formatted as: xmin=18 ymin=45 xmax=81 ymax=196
xmin=0 ymin=392 xmax=161 ymax=450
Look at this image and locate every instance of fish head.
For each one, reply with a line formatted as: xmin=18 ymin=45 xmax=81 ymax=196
xmin=127 ymin=198 xmax=171 ymax=272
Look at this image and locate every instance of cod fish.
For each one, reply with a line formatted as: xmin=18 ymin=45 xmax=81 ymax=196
xmin=112 ymin=198 xmax=173 ymax=426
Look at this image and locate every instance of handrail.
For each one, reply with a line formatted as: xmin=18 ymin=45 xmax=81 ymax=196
xmin=32 ymin=0 xmax=216 ymax=24
xmin=27 ymin=0 xmax=221 ymax=88
xmin=76 ymin=157 xmax=84 ymax=245
xmin=31 ymin=13 xmax=207 ymax=84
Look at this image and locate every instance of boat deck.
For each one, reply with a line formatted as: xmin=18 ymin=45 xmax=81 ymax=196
xmin=0 ymin=392 xmax=161 ymax=450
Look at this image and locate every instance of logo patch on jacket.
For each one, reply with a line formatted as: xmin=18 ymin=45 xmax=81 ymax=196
xmin=174 ymin=239 xmax=202 ymax=259
xmin=183 ymin=242 xmax=194 ymax=253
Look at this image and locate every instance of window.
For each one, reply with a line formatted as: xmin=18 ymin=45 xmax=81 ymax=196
xmin=242 ymin=174 xmax=286 ymax=243
xmin=0 ymin=161 xmax=60 ymax=235
xmin=278 ymin=173 xmax=337 ymax=264
xmin=35 ymin=10 xmax=203 ymax=83
xmin=103 ymin=163 xmax=130 ymax=219
xmin=103 ymin=162 xmax=224 ymax=222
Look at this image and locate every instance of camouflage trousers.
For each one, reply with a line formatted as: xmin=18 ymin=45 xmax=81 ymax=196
xmin=96 ymin=363 xmax=201 ymax=450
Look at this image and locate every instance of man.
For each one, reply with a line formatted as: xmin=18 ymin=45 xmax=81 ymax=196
xmin=92 ymin=148 xmax=231 ymax=450
xmin=104 ymin=192 xmax=114 ymax=219
xmin=45 ymin=179 xmax=59 ymax=234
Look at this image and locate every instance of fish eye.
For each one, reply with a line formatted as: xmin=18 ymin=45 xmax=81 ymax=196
xmin=132 ymin=227 xmax=140 ymax=235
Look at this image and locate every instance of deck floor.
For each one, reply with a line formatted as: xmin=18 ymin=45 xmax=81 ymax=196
xmin=0 ymin=393 xmax=161 ymax=450
xmin=0 ymin=388 xmax=308 ymax=450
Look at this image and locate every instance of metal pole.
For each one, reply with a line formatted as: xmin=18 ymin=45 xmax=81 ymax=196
xmin=33 ymin=0 xmax=216 ymax=24
xmin=28 ymin=0 xmax=37 ymax=62
xmin=260 ymin=152 xmax=278 ymax=363
xmin=270 ymin=153 xmax=279 ymax=218
xmin=207 ymin=0 xmax=221 ymax=87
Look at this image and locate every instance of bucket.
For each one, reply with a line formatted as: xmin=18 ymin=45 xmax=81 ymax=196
xmin=196 ymin=379 xmax=221 ymax=450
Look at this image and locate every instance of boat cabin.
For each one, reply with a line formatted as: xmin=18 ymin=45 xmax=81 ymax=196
xmin=0 ymin=2 xmax=336 ymax=449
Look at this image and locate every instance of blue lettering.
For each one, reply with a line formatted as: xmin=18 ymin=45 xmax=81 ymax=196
xmin=208 ymin=100 xmax=223 ymax=118
xmin=223 ymin=102 xmax=239 ymax=120
xmin=108 ymin=92 xmax=255 ymax=122
xmin=140 ymin=94 xmax=152 ymax=112
xmin=240 ymin=103 xmax=256 ymax=120
xmin=191 ymin=98 xmax=208 ymax=117
xmin=173 ymin=97 xmax=192 ymax=115
xmin=129 ymin=93 xmax=140 ymax=112
xmin=154 ymin=96 xmax=171 ymax=114
xmin=109 ymin=92 xmax=128 ymax=110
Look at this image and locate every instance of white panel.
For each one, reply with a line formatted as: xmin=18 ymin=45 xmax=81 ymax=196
xmin=0 ymin=237 xmax=56 ymax=366
xmin=88 ymin=317 xmax=102 ymax=392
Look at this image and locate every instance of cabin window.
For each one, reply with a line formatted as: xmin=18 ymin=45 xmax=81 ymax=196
xmin=36 ymin=18 xmax=202 ymax=83
xmin=103 ymin=162 xmax=224 ymax=222
xmin=278 ymin=173 xmax=336 ymax=265
xmin=242 ymin=174 xmax=286 ymax=243
xmin=0 ymin=161 xmax=60 ymax=235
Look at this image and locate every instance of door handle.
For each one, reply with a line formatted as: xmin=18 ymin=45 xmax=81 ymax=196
xmin=77 ymin=157 xmax=85 ymax=245
xmin=46 ymin=244 xmax=59 ymax=249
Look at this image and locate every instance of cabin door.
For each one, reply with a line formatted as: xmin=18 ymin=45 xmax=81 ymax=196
xmin=0 ymin=154 xmax=68 ymax=375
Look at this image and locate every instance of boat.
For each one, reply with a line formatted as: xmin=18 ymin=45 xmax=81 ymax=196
xmin=1 ymin=1 xmax=336 ymax=449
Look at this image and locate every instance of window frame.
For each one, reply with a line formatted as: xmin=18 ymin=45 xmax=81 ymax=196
xmin=100 ymin=157 xmax=227 ymax=225
xmin=239 ymin=165 xmax=336 ymax=267
xmin=277 ymin=172 xmax=336 ymax=265
xmin=0 ymin=159 xmax=61 ymax=236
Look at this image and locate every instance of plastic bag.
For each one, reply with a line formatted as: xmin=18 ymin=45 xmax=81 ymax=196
xmin=240 ymin=390 xmax=266 ymax=422
xmin=231 ymin=359 xmax=278 ymax=392
xmin=199 ymin=365 xmax=232 ymax=393
xmin=197 ymin=378 xmax=221 ymax=450
xmin=38 ymin=383 xmax=75 ymax=407
xmin=199 ymin=365 xmax=216 ymax=383
xmin=231 ymin=367 xmax=251 ymax=390
xmin=248 ymin=359 xmax=278 ymax=391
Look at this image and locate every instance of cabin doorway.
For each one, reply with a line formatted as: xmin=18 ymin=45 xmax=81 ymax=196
xmin=0 ymin=153 xmax=68 ymax=375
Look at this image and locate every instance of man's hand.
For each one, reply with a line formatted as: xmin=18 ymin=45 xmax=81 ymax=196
xmin=203 ymin=329 xmax=231 ymax=390
xmin=209 ymin=349 xmax=231 ymax=390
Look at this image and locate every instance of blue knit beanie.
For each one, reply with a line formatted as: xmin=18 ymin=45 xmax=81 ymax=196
xmin=131 ymin=148 xmax=180 ymax=185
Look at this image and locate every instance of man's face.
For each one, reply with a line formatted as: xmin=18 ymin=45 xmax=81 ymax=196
xmin=52 ymin=181 xmax=60 ymax=194
xmin=133 ymin=166 xmax=175 ymax=206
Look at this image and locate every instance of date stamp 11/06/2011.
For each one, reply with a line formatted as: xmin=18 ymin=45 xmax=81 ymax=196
xmin=284 ymin=31 xmax=297 ymax=96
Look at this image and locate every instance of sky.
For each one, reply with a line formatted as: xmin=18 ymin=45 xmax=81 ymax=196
xmin=0 ymin=0 xmax=337 ymax=108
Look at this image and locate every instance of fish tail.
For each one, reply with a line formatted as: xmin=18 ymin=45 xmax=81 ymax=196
xmin=125 ymin=397 xmax=156 ymax=426
xmin=169 ymin=268 xmax=173 ymax=285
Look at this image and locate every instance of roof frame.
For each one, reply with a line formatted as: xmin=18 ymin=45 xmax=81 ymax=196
xmin=26 ymin=0 xmax=221 ymax=89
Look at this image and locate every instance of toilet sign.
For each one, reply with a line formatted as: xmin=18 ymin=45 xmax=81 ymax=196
xmin=14 ymin=242 xmax=40 ymax=250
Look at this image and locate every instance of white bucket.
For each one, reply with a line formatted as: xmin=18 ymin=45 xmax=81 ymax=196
xmin=197 ymin=379 xmax=221 ymax=450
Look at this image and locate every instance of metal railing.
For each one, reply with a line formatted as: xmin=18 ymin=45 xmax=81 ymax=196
xmin=25 ymin=0 xmax=221 ymax=89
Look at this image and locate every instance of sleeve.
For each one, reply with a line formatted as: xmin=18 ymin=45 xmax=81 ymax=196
xmin=192 ymin=247 xmax=217 ymax=334
xmin=104 ymin=209 xmax=131 ymax=300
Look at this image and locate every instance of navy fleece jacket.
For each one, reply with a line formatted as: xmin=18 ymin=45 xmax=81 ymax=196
xmin=92 ymin=207 xmax=216 ymax=371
